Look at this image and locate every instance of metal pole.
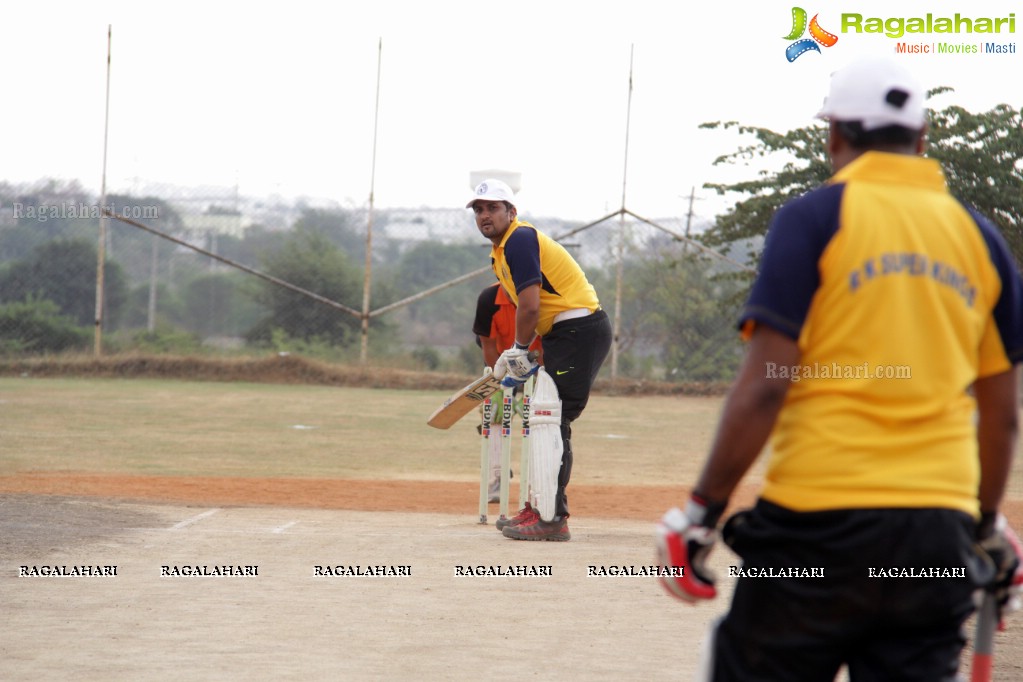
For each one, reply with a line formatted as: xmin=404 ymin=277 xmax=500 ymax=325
xmin=360 ymin=38 xmax=383 ymax=365
xmin=94 ymin=25 xmax=113 ymax=356
xmin=104 ymin=211 xmax=363 ymax=318
xmin=679 ymin=187 xmax=695 ymax=255
xmin=147 ymin=235 xmax=158 ymax=332
xmin=611 ymin=45 xmax=634 ymax=382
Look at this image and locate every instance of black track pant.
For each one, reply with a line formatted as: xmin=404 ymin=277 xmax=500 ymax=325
xmin=539 ymin=309 xmax=612 ymax=518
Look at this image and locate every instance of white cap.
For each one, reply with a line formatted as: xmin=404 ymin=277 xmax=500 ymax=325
xmin=466 ymin=179 xmax=516 ymax=209
xmin=817 ymin=58 xmax=926 ymax=131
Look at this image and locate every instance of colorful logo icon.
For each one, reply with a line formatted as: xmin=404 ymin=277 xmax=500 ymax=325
xmin=784 ymin=7 xmax=838 ymax=61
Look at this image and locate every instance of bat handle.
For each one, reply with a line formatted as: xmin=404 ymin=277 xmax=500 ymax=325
xmin=972 ymin=592 xmax=998 ymax=682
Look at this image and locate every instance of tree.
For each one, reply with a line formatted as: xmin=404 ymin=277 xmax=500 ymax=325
xmin=926 ymin=100 xmax=1023 ymax=262
xmin=293 ymin=207 xmax=365 ymax=259
xmin=104 ymin=194 xmax=185 ymax=286
xmin=611 ymin=236 xmax=745 ymax=382
xmin=122 ymin=281 xmax=185 ymax=330
xmin=181 ymin=272 xmax=265 ymax=338
xmin=372 ymin=240 xmax=488 ymax=350
xmin=0 ymin=238 xmax=128 ymax=329
xmin=216 ymin=224 xmax=288 ymax=269
xmin=0 ymin=298 xmax=90 ymax=355
xmin=701 ymin=96 xmax=1023 ymax=268
xmin=246 ymin=229 xmax=363 ymax=345
xmin=0 ymin=178 xmax=96 ymax=263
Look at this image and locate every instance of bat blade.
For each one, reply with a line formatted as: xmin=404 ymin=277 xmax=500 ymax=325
xmin=427 ymin=374 xmax=504 ymax=429
xmin=427 ymin=352 xmax=537 ymax=430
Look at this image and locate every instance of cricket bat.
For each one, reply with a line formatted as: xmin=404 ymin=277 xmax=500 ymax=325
xmin=427 ymin=352 xmax=537 ymax=429
xmin=427 ymin=373 xmax=505 ymax=429
xmin=972 ymin=517 xmax=1023 ymax=681
xmin=971 ymin=591 xmax=998 ymax=682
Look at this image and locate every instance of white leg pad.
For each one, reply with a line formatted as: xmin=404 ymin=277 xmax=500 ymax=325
xmin=528 ymin=368 xmax=562 ymax=522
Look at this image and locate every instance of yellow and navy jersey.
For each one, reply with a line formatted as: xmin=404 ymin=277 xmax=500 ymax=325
xmin=739 ymin=152 xmax=1023 ymax=516
xmin=491 ymin=220 xmax=600 ymax=337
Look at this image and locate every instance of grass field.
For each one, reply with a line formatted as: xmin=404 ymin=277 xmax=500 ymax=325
xmin=6 ymin=373 xmax=1023 ymax=500
xmin=0 ymin=375 xmax=728 ymax=485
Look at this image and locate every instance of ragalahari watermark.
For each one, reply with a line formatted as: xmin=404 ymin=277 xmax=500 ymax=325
xmin=5 ymin=201 xmax=161 ymax=223
xmin=767 ymin=361 xmax=912 ymax=382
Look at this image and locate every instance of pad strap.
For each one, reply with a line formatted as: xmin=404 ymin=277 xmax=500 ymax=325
xmin=530 ymin=399 xmax=561 ymax=425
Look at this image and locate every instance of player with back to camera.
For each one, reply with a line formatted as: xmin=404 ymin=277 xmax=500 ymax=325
xmin=473 ymin=281 xmax=542 ymax=502
xmin=467 ymin=179 xmax=612 ymax=541
xmin=656 ymin=57 xmax=1023 ymax=680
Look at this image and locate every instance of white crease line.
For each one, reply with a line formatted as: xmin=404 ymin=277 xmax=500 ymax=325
xmin=272 ymin=521 xmax=298 ymax=534
xmin=169 ymin=508 xmax=221 ymax=531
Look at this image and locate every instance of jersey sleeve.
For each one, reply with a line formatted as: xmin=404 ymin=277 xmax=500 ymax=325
xmin=969 ymin=208 xmax=1023 ymax=370
xmin=472 ymin=284 xmax=500 ymax=338
xmin=503 ymin=227 xmax=543 ymax=294
xmin=739 ymin=184 xmax=844 ymax=340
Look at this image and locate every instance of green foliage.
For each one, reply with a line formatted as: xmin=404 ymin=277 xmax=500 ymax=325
xmin=0 ymin=238 xmax=128 ymax=328
xmin=216 ymin=224 xmax=287 ymax=269
xmin=258 ymin=327 xmax=355 ymax=362
xmin=122 ymin=282 xmax=186 ymax=330
xmin=248 ymin=229 xmax=363 ymax=346
xmin=181 ymin=272 xmax=265 ymax=338
xmin=0 ymin=179 xmax=95 ymax=262
xmin=562 ymin=223 xmax=747 ymax=382
xmin=612 ymin=351 xmax=659 ymax=382
xmin=411 ymin=346 xmax=442 ymax=370
xmin=293 ymin=207 xmax=366 ymax=259
xmin=104 ymin=195 xmax=184 ymax=287
xmin=615 ymin=239 xmax=745 ymax=382
xmin=701 ymin=95 xmax=1023 ymax=267
xmin=457 ymin=340 xmax=485 ymax=374
xmin=700 ymin=121 xmax=831 ymax=254
xmin=925 ymin=99 xmax=1023 ymax=263
xmin=121 ymin=326 xmax=203 ymax=354
xmin=0 ymin=297 xmax=90 ymax=355
xmin=391 ymin=241 xmax=484 ymax=324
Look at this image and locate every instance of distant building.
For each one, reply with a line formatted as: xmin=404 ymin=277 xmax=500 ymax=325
xmin=181 ymin=207 xmax=248 ymax=239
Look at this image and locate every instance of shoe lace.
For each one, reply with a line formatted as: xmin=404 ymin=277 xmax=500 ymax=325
xmin=514 ymin=504 xmax=536 ymax=522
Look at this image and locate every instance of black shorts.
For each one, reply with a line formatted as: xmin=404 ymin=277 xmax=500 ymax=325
xmin=711 ymin=500 xmax=984 ymax=682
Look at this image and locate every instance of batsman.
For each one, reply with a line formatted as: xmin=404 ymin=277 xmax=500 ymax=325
xmin=467 ymin=179 xmax=612 ymax=541
xmin=473 ymin=282 xmax=542 ymax=503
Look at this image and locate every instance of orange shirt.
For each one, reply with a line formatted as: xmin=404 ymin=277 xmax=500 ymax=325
xmin=473 ymin=283 xmax=543 ymax=359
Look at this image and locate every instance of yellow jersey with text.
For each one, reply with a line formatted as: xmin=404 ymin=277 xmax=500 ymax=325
xmin=491 ymin=220 xmax=600 ymax=336
xmin=739 ymin=152 xmax=1023 ymax=516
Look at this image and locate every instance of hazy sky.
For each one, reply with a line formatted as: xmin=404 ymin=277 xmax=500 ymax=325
xmin=4 ymin=0 xmax=1020 ymax=221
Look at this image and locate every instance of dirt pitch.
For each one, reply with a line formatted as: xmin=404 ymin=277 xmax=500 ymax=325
xmin=4 ymin=482 xmax=1023 ymax=681
xmin=2 ymin=494 xmax=728 ymax=681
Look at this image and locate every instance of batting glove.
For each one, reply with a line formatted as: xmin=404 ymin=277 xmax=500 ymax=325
xmin=656 ymin=494 xmax=726 ymax=603
xmin=977 ymin=513 xmax=1023 ymax=620
xmin=494 ymin=347 xmax=539 ymax=388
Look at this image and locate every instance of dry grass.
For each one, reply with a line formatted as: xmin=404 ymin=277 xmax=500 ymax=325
xmin=0 ymin=353 xmax=730 ymax=396
xmin=0 ymin=375 xmax=725 ymax=485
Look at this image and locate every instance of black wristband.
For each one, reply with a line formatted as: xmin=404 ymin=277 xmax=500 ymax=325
xmin=691 ymin=491 xmax=728 ymax=528
xmin=977 ymin=511 xmax=998 ymax=541
xmin=513 ymin=341 xmax=529 ymax=350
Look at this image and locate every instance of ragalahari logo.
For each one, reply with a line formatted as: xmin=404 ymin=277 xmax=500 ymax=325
xmin=784 ymin=7 xmax=839 ymax=61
